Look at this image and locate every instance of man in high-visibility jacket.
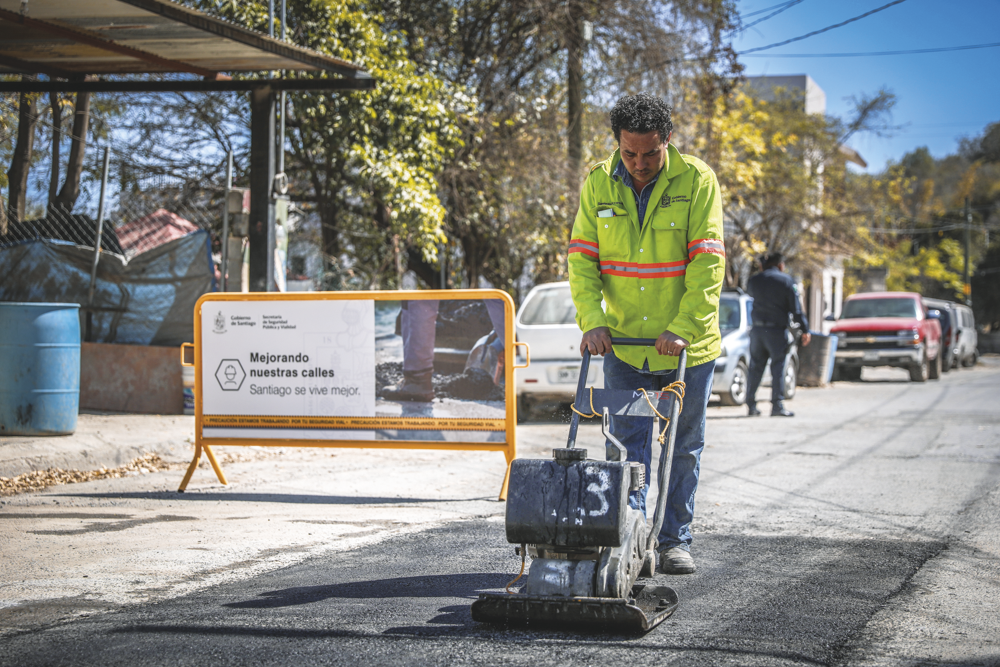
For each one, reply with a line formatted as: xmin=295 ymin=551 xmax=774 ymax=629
xmin=568 ymin=93 xmax=724 ymax=575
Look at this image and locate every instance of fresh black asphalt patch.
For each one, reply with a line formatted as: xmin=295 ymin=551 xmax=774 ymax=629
xmin=0 ymin=519 xmax=945 ymax=667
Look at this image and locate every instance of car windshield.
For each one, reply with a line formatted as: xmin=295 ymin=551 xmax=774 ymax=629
xmin=519 ymin=286 xmax=577 ymax=325
xmin=719 ymin=297 xmax=741 ymax=330
xmin=842 ymin=297 xmax=918 ymax=319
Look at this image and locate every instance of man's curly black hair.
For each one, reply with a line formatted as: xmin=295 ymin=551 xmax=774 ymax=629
xmin=609 ymin=93 xmax=673 ymax=143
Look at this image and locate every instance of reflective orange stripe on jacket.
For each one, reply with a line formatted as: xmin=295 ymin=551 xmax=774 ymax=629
xmin=599 ymin=259 xmax=687 ymax=279
xmin=569 ymin=238 xmax=688 ymax=278
xmin=568 ymin=238 xmax=599 ymax=259
xmin=688 ymin=238 xmax=725 ymax=260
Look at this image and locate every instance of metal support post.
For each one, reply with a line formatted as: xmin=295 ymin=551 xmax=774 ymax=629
xmin=221 ymin=150 xmax=233 ymax=291
xmin=275 ymin=0 xmax=287 ymax=194
xmin=249 ymin=87 xmax=276 ymax=292
xmin=85 ymin=146 xmax=110 ymax=341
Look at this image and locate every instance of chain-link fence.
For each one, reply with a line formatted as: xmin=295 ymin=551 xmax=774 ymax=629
xmin=1 ymin=138 xmax=226 ymax=345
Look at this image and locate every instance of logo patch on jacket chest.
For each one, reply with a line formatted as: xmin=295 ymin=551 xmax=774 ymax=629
xmin=660 ymin=194 xmax=690 ymax=208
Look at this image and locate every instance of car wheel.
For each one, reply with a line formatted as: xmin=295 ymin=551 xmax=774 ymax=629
xmin=719 ymin=360 xmax=748 ymax=406
xmin=941 ymin=351 xmax=952 ymax=373
xmin=961 ymin=350 xmax=977 ymax=368
xmin=929 ymin=350 xmax=941 ymax=380
xmin=783 ymin=359 xmax=797 ymax=399
xmin=909 ymin=352 xmax=929 ymax=382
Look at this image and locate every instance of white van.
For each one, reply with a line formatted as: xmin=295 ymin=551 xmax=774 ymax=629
xmin=952 ymin=304 xmax=979 ymax=367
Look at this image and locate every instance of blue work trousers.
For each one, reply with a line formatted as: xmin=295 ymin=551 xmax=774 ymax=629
xmin=602 ymin=351 xmax=715 ymax=552
xmin=747 ymin=327 xmax=788 ymax=411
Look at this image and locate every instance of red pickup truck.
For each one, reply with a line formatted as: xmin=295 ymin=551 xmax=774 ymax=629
xmin=830 ymin=291 xmax=943 ymax=382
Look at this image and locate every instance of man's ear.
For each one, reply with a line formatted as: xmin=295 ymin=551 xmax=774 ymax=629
xmin=664 ymin=131 xmax=672 ymax=145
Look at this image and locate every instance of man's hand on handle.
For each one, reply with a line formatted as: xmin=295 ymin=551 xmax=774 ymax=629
xmin=580 ymin=326 xmax=613 ymax=356
xmin=655 ymin=330 xmax=689 ymax=356
xmin=801 ymin=332 xmax=812 ymax=347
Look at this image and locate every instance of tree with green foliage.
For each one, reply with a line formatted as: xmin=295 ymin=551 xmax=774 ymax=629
xmin=698 ymin=83 xmax=897 ymax=287
xmin=193 ymin=0 xmax=466 ymax=290
xmin=381 ymin=0 xmax=742 ymax=295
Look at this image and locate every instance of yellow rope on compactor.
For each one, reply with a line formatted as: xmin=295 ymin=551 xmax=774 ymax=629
xmin=570 ymin=382 xmax=686 ymax=445
xmin=639 ymin=381 xmax=686 ymax=444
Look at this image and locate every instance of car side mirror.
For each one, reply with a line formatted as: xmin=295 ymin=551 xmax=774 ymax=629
xmin=824 ymin=314 xmax=836 ymax=321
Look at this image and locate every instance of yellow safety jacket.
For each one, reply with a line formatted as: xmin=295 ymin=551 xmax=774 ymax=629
xmin=568 ymin=144 xmax=725 ymax=371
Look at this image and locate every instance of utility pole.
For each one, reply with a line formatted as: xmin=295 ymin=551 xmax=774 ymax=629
xmin=566 ymin=7 xmax=592 ymax=231
xmin=963 ymin=197 xmax=972 ymax=305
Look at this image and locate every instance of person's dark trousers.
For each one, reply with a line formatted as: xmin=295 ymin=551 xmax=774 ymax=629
xmin=602 ymin=351 xmax=715 ymax=552
xmin=746 ymin=326 xmax=788 ymax=412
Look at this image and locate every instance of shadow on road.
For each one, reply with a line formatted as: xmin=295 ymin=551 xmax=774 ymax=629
xmin=56 ymin=491 xmax=490 ymax=505
xmin=223 ymin=573 xmax=507 ymax=608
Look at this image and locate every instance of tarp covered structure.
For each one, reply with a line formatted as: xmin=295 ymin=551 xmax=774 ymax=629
xmin=0 ymin=233 xmax=214 ymax=346
xmin=117 ymin=208 xmax=200 ymax=257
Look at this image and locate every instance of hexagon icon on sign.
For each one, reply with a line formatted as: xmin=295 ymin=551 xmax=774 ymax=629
xmin=215 ymin=359 xmax=246 ymax=391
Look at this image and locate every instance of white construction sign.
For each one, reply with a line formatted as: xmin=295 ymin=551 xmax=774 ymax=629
xmin=200 ymin=299 xmax=377 ymax=439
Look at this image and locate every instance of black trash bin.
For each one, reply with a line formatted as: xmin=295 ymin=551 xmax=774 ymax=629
xmin=798 ymin=333 xmax=838 ymax=387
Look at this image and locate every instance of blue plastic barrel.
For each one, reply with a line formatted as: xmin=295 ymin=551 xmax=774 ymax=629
xmin=0 ymin=302 xmax=81 ymax=435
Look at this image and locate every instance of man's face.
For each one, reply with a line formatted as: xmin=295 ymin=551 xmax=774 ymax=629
xmin=618 ymin=129 xmax=669 ymax=187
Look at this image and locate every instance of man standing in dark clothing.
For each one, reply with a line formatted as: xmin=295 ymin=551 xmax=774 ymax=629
xmin=746 ymin=252 xmax=811 ymax=417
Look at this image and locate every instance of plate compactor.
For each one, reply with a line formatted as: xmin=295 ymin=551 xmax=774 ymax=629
xmin=472 ymin=340 xmax=687 ymax=633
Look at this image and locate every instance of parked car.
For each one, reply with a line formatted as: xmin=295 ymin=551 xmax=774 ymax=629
xmin=514 ymin=282 xmax=797 ymax=413
xmin=712 ymin=288 xmax=798 ymax=406
xmin=830 ymin=292 xmax=942 ymax=382
xmin=922 ymin=298 xmax=957 ymax=373
xmin=514 ymin=282 xmax=604 ymax=417
xmin=951 ymin=303 xmax=979 ymax=367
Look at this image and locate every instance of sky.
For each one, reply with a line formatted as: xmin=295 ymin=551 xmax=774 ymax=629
xmin=732 ymin=0 xmax=1000 ymax=173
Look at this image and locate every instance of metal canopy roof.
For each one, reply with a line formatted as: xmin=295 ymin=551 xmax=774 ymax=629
xmin=0 ymin=0 xmax=367 ymax=80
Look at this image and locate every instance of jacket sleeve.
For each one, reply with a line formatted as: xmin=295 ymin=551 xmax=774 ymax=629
xmin=788 ymin=282 xmax=810 ymax=331
xmin=666 ymin=166 xmax=725 ymax=344
xmin=568 ymin=172 xmax=607 ymax=333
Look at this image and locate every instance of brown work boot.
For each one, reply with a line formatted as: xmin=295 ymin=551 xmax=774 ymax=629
xmin=381 ymin=369 xmax=434 ymax=402
xmin=659 ymin=546 xmax=696 ymax=575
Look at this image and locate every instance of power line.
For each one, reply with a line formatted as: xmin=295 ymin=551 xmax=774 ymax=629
xmin=742 ymin=1 xmax=801 ymax=19
xmin=741 ymin=0 xmax=806 ymax=31
xmin=742 ymin=41 xmax=1000 ymax=57
xmin=739 ymin=0 xmax=910 ymax=55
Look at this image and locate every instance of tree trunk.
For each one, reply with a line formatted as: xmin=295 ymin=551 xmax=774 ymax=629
xmin=319 ymin=204 xmax=340 ymax=259
xmin=48 ymin=91 xmax=62 ymax=210
xmin=53 ymin=91 xmax=91 ymax=215
xmin=406 ymin=246 xmax=441 ymax=288
xmin=6 ymin=76 xmax=39 ymax=224
xmin=566 ymin=5 xmax=584 ymax=238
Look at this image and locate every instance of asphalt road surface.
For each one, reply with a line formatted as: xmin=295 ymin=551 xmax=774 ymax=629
xmin=2 ymin=360 xmax=999 ymax=666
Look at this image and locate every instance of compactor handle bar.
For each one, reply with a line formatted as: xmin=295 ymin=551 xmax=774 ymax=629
xmin=573 ymin=338 xmax=687 ymax=421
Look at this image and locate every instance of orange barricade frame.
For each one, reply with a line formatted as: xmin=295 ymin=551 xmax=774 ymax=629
xmin=178 ymin=289 xmax=529 ymax=500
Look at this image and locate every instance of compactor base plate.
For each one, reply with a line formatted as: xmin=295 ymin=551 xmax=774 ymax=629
xmin=471 ymin=584 xmax=678 ymax=634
